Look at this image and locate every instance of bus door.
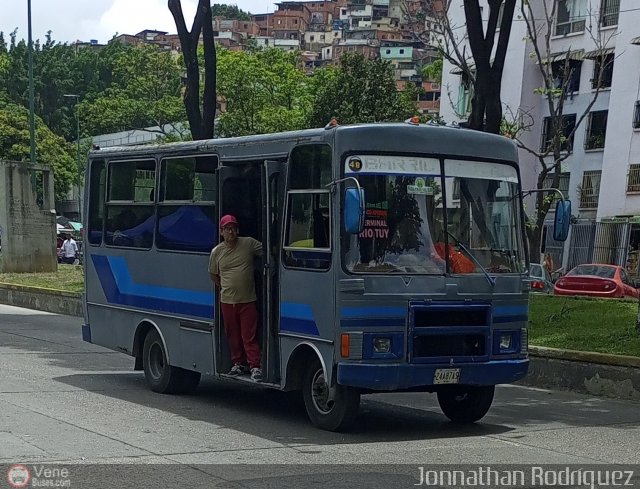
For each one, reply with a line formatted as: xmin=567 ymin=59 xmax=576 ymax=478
xmin=262 ymin=160 xmax=283 ymax=382
xmin=215 ymin=162 xmax=281 ymax=383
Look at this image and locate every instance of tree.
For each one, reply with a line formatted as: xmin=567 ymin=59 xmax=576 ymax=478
xmin=0 ymin=31 xmax=131 ymax=142
xmin=216 ymin=48 xmax=311 ymax=136
xmin=503 ymin=1 xmax=616 ymax=261
xmin=168 ymin=0 xmax=216 ymax=140
xmin=211 ymin=4 xmax=251 ymax=20
xmin=408 ymin=1 xmax=516 ymax=132
xmin=421 ymin=57 xmax=442 ymax=82
xmin=80 ymin=43 xmax=186 ymax=137
xmin=0 ymin=99 xmax=75 ymax=201
xmin=308 ymin=53 xmax=418 ymax=127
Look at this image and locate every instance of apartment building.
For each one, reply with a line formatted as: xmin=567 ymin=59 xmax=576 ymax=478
xmin=112 ymin=30 xmax=182 ymax=52
xmin=440 ymin=0 xmax=640 ymax=273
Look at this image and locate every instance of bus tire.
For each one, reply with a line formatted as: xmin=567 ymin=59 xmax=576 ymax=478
xmin=437 ymin=385 xmax=495 ymax=423
xmin=142 ymin=329 xmax=185 ymax=394
xmin=302 ymin=359 xmax=360 ymax=432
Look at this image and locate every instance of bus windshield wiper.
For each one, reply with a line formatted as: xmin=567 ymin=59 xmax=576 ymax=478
xmin=447 ymin=231 xmax=496 ymax=287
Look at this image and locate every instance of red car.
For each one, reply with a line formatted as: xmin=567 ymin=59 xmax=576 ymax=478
xmin=554 ymin=264 xmax=639 ymax=299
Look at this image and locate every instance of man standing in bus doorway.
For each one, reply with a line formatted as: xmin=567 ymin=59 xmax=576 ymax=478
xmin=209 ymin=215 xmax=264 ymax=382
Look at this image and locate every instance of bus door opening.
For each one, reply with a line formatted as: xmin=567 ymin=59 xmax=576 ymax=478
xmin=216 ymin=162 xmax=281 ymax=382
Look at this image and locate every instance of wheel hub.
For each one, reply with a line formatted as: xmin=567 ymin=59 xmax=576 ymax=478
xmin=148 ymin=342 xmax=164 ymax=380
xmin=311 ymin=369 xmax=334 ymax=413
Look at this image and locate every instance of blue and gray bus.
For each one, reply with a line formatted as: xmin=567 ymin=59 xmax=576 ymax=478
xmin=82 ymin=122 xmax=569 ymax=431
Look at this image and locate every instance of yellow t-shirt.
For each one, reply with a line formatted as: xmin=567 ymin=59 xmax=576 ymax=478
xmin=208 ymin=237 xmax=263 ymax=304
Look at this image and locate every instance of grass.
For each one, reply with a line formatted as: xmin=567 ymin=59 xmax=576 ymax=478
xmin=528 ymin=294 xmax=640 ymax=357
xmin=0 ymin=264 xmax=84 ymax=293
xmin=0 ymin=264 xmax=639 ymax=356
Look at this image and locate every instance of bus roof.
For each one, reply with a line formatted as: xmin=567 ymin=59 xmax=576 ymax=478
xmin=88 ymin=123 xmax=518 ymax=164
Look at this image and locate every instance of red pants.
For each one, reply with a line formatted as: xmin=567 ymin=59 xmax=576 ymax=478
xmin=220 ymin=301 xmax=261 ymax=369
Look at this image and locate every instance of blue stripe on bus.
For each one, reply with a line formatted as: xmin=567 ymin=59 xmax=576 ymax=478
xmin=92 ymin=255 xmax=214 ymax=319
xmin=340 ymin=306 xmax=406 ymax=318
xmin=339 ymin=306 xmax=406 ymax=328
xmin=494 ymin=305 xmax=528 ymax=317
xmin=340 ymin=317 xmax=406 ymax=328
xmin=280 ymin=303 xmax=319 ymax=335
xmin=493 ymin=315 xmax=528 ymax=324
xmin=493 ymin=305 xmax=528 ymax=324
xmin=108 ymin=256 xmax=212 ymax=305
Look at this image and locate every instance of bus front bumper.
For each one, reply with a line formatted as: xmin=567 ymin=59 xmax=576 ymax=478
xmin=337 ymin=359 xmax=528 ymax=391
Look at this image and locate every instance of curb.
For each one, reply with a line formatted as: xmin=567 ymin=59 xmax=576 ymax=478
xmin=0 ymin=282 xmax=83 ymax=317
xmin=0 ymin=283 xmax=639 ymax=401
xmin=529 ymin=345 xmax=640 ymax=368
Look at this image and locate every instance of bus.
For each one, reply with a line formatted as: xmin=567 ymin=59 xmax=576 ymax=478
xmin=82 ymin=121 xmax=570 ymax=431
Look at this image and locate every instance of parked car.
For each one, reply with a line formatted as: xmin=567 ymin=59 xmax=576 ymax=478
xmin=554 ymin=264 xmax=640 ymax=299
xmin=529 ymin=263 xmax=553 ymax=293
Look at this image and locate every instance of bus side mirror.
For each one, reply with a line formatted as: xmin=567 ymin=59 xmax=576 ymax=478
xmin=344 ymin=187 xmax=365 ymax=234
xmin=553 ymin=199 xmax=571 ymax=242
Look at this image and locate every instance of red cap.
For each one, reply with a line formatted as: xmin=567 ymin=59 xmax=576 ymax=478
xmin=220 ymin=214 xmax=239 ymax=229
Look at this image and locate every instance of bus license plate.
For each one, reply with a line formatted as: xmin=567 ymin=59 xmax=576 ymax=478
xmin=434 ymin=368 xmax=460 ymax=384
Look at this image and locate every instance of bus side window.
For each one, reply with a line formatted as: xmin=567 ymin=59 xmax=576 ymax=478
xmin=87 ymin=159 xmax=106 ymax=245
xmin=156 ymin=155 xmax=218 ymax=253
xmin=283 ymin=144 xmax=332 ymax=270
xmin=104 ymin=159 xmax=155 ymax=249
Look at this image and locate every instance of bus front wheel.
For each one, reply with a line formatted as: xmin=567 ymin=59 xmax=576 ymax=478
xmin=302 ymin=360 xmax=360 ymax=432
xmin=437 ymin=385 xmax=495 ymax=423
xmin=142 ymin=329 xmax=200 ymax=394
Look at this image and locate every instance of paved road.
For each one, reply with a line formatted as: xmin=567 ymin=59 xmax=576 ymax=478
xmin=1 ymin=304 xmax=639 ymax=487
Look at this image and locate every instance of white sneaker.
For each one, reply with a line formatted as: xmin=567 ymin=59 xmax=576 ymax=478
xmin=229 ymin=364 xmax=249 ymax=376
xmin=250 ymin=368 xmax=262 ymax=382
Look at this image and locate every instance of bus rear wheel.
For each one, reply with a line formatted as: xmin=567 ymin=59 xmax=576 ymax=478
xmin=142 ymin=329 xmax=200 ymax=394
xmin=437 ymin=385 xmax=495 ymax=423
xmin=302 ymin=359 xmax=360 ymax=432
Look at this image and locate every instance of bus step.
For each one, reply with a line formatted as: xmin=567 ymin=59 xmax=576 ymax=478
xmin=219 ymin=374 xmax=280 ymax=388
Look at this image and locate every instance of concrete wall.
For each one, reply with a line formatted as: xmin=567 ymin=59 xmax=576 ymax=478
xmin=0 ymin=283 xmax=82 ymax=317
xmin=522 ymin=346 xmax=640 ymax=401
xmin=0 ymin=161 xmax=57 ymax=273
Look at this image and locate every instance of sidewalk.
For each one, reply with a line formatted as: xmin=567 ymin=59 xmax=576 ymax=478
xmin=1 ymin=282 xmax=639 ymax=402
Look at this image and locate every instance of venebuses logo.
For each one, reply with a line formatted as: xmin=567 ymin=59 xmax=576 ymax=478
xmin=6 ymin=464 xmax=31 ymax=488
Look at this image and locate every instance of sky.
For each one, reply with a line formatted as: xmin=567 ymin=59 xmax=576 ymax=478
xmin=1 ymin=0 xmax=276 ymax=45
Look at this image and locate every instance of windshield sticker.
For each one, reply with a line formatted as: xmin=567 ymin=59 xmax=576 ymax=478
xmin=359 ymin=207 xmax=389 ymax=239
xmin=348 ymin=157 xmax=363 ymax=172
xmin=407 ymin=177 xmax=433 ymax=195
xmin=345 ymin=155 xmax=440 ymax=175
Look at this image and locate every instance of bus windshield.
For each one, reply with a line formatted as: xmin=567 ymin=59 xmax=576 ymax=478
xmin=342 ymin=155 xmax=525 ymax=275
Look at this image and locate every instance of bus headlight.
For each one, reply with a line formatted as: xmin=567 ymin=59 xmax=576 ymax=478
xmin=373 ymin=337 xmax=391 ymax=353
xmin=499 ymin=333 xmax=512 ymax=350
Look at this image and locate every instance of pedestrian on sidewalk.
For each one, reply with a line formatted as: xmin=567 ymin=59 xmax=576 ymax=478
xmin=61 ymin=234 xmax=79 ymax=265
xmin=208 ymin=215 xmax=264 ymax=382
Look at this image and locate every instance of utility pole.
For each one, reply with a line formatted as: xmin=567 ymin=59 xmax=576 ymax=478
xmin=27 ymin=0 xmax=36 ymax=163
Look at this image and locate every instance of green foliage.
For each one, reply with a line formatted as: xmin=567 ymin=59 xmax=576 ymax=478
xmin=0 ymin=99 xmax=75 ymax=201
xmin=308 ymin=53 xmax=417 ymax=127
xmin=421 ymin=58 xmax=443 ymax=83
xmin=80 ymin=43 xmax=186 ymax=136
xmin=211 ymin=4 xmax=252 ymax=20
xmin=216 ymin=47 xmax=312 ymax=136
xmin=529 ymin=294 xmax=640 ymax=356
xmin=0 ymin=264 xmax=84 ymax=293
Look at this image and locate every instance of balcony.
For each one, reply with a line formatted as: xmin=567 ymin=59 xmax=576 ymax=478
xmin=627 ymin=165 xmax=640 ymax=193
xmin=579 ymin=171 xmax=601 ymax=209
xmin=600 ymin=0 xmax=620 ymax=27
